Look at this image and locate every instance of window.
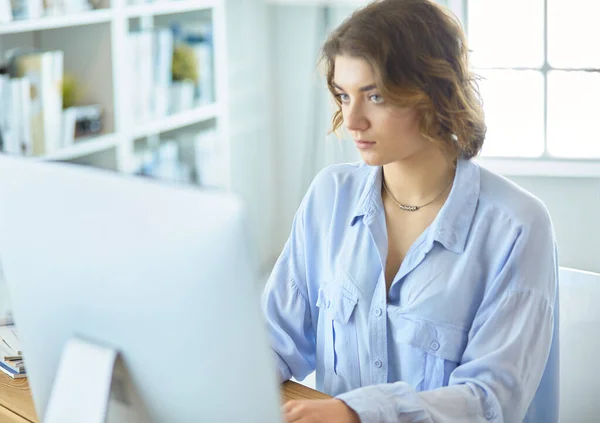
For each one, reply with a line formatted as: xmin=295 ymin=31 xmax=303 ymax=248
xmin=450 ymin=0 xmax=600 ymax=175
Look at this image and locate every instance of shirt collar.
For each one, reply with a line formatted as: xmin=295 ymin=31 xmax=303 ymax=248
xmin=351 ymin=159 xmax=480 ymax=254
xmin=428 ymin=158 xmax=480 ymax=253
xmin=351 ymin=165 xmax=383 ymax=226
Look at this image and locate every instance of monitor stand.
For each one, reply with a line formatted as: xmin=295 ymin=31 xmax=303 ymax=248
xmin=44 ymin=337 xmax=149 ymax=423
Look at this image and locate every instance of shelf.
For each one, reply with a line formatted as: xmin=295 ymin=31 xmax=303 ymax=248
xmin=0 ymin=9 xmax=114 ymax=35
xmin=36 ymin=133 xmax=121 ymax=161
xmin=0 ymin=0 xmax=229 ymax=183
xmin=124 ymin=0 xmax=219 ymax=18
xmin=133 ymin=103 xmax=220 ymax=138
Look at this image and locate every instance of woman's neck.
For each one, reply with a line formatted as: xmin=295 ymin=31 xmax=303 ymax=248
xmin=382 ymin=149 xmax=456 ymax=207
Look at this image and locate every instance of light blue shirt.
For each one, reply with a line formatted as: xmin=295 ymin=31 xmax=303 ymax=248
xmin=262 ymin=159 xmax=559 ymax=423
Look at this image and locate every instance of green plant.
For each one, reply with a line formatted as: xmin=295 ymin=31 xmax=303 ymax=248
xmin=172 ymin=45 xmax=198 ymax=84
xmin=62 ymin=74 xmax=80 ymax=109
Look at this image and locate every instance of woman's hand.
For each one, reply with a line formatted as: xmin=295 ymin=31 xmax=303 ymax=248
xmin=282 ymin=399 xmax=361 ymax=423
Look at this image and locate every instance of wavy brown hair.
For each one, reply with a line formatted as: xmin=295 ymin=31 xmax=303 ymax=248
xmin=320 ymin=0 xmax=486 ymax=160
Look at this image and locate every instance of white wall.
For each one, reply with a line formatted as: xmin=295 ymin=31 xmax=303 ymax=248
xmin=267 ymin=5 xmax=600 ymax=274
xmin=269 ymin=5 xmax=358 ymax=261
xmin=226 ymin=0 xmax=277 ymax=273
xmin=269 ymin=5 xmax=326 ymax=257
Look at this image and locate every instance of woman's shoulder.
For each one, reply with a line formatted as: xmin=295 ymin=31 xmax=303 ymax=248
xmin=313 ymin=161 xmax=371 ymax=184
xmin=295 ymin=162 xmax=375 ymax=230
xmin=476 ymin=165 xmax=552 ymax=229
xmin=305 ymin=161 xmax=373 ymax=204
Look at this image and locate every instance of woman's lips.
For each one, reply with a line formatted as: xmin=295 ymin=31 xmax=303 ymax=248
xmin=355 ymin=140 xmax=376 ymax=149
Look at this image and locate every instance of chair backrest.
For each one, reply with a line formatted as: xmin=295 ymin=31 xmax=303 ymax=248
xmin=558 ymin=266 xmax=600 ymax=422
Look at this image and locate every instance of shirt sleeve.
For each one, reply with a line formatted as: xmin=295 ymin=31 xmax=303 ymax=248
xmin=261 ymin=199 xmax=316 ymax=384
xmin=336 ymin=215 xmax=558 ymax=423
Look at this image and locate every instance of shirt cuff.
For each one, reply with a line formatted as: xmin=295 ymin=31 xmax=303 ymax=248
xmin=336 ymin=382 xmax=431 ymax=423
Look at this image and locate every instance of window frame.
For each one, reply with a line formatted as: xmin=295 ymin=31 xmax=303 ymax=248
xmin=447 ymin=0 xmax=600 ymax=177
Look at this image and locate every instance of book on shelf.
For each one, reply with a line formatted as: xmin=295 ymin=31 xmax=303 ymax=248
xmin=0 ymin=74 xmax=33 ymax=155
xmin=10 ymin=0 xmax=43 ymax=20
xmin=193 ymin=128 xmax=220 ymax=187
xmin=128 ymin=27 xmax=175 ymax=124
xmin=127 ymin=24 xmax=216 ymax=125
xmin=0 ymin=325 xmax=26 ymax=379
xmin=5 ymin=0 xmax=92 ymax=20
xmin=128 ymin=30 xmax=154 ymax=125
xmin=1 ymin=52 xmax=106 ymax=156
xmin=45 ymin=0 xmax=91 ymax=16
xmin=8 ymin=50 xmax=64 ymax=156
xmin=154 ymin=28 xmax=174 ymax=119
xmin=173 ymin=22 xmax=215 ymax=106
xmin=134 ymin=140 xmax=192 ymax=184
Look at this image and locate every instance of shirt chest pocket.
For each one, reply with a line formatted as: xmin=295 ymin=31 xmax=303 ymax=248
xmin=316 ymin=282 xmax=360 ymax=388
xmin=390 ymin=313 xmax=468 ymax=390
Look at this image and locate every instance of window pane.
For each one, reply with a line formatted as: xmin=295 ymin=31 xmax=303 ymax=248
xmin=548 ymin=0 xmax=600 ymax=68
xmin=467 ymin=0 xmax=544 ymax=68
xmin=547 ymin=71 xmax=600 ymax=158
xmin=478 ymin=70 xmax=544 ymax=157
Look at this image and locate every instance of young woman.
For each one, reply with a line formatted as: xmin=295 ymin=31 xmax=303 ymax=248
xmin=263 ymin=1 xmax=559 ymax=422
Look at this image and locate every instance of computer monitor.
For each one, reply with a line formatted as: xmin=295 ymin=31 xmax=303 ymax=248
xmin=0 ymin=156 xmax=282 ymax=422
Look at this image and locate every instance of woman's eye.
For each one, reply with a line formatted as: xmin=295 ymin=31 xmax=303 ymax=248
xmin=369 ymin=94 xmax=384 ymax=103
xmin=336 ymin=93 xmax=350 ymax=103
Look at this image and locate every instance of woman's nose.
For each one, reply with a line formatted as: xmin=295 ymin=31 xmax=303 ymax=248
xmin=344 ymin=103 xmax=369 ymax=133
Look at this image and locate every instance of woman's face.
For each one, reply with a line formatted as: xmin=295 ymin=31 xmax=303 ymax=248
xmin=333 ymin=55 xmax=433 ymax=166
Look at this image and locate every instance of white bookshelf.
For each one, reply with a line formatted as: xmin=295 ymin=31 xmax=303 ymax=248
xmin=0 ymin=0 xmax=282 ymax=266
xmin=132 ymin=103 xmax=220 ymax=139
xmin=124 ymin=0 xmax=219 ymax=18
xmin=37 ymin=133 xmax=122 ymax=161
xmin=0 ymin=9 xmax=114 ymax=34
xmin=0 ymin=0 xmax=231 ymax=188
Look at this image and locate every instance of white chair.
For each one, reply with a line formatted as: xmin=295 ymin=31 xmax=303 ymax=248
xmin=558 ymin=266 xmax=600 ymax=422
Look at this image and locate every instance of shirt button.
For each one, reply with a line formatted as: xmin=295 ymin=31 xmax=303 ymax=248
xmin=374 ymin=308 xmax=382 ymax=317
xmin=485 ymin=410 xmax=494 ymax=420
xmin=374 ymin=359 xmax=383 ymax=368
xmin=430 ymin=341 xmax=440 ymax=351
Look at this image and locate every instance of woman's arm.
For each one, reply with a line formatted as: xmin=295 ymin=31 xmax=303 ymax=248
xmin=262 ymin=199 xmax=317 ymax=384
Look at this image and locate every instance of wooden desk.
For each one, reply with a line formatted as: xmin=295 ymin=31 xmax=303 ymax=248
xmin=0 ymin=373 xmax=330 ymax=422
xmin=0 ymin=375 xmax=35 ymax=423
